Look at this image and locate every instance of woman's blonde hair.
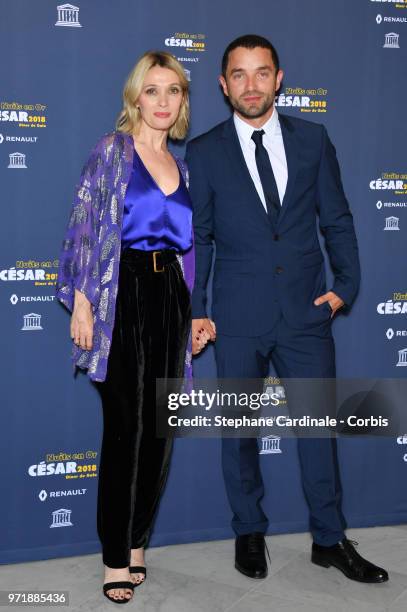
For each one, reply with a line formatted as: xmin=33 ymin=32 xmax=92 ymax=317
xmin=116 ymin=51 xmax=189 ymax=140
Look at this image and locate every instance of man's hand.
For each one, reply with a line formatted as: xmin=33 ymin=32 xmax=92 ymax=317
xmin=71 ymin=289 xmax=93 ymax=350
xmin=314 ymin=291 xmax=344 ymax=318
xmin=192 ymin=318 xmax=216 ymax=355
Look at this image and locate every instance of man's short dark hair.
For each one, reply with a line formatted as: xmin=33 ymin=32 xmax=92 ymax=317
xmin=221 ymin=34 xmax=280 ymax=76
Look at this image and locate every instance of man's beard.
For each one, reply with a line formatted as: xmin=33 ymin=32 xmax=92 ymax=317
xmin=230 ymin=91 xmax=275 ymax=119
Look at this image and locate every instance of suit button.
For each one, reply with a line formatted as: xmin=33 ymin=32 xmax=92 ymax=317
xmin=276 ymin=266 xmax=283 ymax=274
xmin=273 ymin=234 xmax=279 ymax=241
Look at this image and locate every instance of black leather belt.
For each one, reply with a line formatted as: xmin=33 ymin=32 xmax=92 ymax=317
xmin=121 ymin=248 xmax=178 ymax=273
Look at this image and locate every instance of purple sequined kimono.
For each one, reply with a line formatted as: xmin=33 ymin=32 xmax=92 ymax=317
xmin=56 ymin=131 xmax=195 ymax=382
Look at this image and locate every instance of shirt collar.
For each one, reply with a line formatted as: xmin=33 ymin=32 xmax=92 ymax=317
xmin=233 ymin=107 xmax=279 ymax=146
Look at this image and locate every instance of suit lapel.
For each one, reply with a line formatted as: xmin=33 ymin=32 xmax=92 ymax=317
xmin=277 ymin=113 xmax=299 ymax=226
xmin=220 ymin=117 xmax=272 ymax=225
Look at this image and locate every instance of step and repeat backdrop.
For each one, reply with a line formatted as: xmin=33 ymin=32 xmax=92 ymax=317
xmin=1 ymin=0 xmax=406 ymax=563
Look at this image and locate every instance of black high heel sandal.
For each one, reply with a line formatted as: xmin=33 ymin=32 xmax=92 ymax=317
xmin=129 ymin=565 xmax=147 ymax=586
xmin=103 ymin=581 xmax=135 ymax=604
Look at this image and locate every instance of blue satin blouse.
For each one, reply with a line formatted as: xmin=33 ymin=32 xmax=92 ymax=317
xmin=121 ymin=147 xmax=193 ymax=252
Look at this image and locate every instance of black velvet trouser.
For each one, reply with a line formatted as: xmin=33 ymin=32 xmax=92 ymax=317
xmin=94 ymin=248 xmax=191 ymax=568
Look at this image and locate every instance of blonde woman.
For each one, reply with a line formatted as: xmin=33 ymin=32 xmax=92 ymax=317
xmin=57 ymin=51 xmax=212 ymax=604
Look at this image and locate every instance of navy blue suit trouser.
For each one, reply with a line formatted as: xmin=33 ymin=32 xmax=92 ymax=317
xmin=214 ymin=310 xmax=347 ymax=546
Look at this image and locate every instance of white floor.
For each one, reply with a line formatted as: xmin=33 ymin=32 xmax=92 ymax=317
xmin=1 ymin=526 xmax=407 ymax=611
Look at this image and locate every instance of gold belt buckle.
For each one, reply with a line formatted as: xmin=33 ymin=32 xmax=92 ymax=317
xmin=153 ymin=250 xmax=164 ymax=272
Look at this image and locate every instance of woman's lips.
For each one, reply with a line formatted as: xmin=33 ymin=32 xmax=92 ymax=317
xmin=154 ymin=112 xmax=171 ymax=118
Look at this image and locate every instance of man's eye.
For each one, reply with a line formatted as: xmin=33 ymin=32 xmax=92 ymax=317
xmin=258 ymin=72 xmax=269 ymax=79
xmin=233 ymin=73 xmax=243 ymax=80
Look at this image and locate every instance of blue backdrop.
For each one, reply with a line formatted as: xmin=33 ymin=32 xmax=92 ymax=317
xmin=1 ymin=0 xmax=406 ymax=563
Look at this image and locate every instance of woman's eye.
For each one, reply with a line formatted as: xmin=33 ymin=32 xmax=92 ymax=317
xmin=170 ymin=87 xmax=181 ymax=94
xmin=145 ymin=88 xmax=157 ymax=95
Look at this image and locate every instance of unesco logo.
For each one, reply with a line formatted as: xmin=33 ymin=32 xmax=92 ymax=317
xmin=384 ymin=33 xmax=400 ymax=48
xmin=55 ymin=4 xmax=82 ymax=28
xmin=50 ymin=509 xmax=73 ymax=528
xmin=8 ymin=152 xmax=27 ymax=169
xmin=384 ymin=216 xmax=400 ymax=231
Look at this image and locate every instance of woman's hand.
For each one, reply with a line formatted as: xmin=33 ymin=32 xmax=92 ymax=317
xmin=192 ymin=318 xmax=216 ymax=355
xmin=71 ymin=289 xmax=93 ymax=350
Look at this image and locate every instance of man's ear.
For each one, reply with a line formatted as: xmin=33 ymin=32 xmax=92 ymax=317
xmin=276 ymin=69 xmax=284 ymax=93
xmin=219 ymin=74 xmax=229 ymax=97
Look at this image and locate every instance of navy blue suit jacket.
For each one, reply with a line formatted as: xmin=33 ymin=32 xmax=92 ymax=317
xmin=185 ymin=113 xmax=360 ymax=336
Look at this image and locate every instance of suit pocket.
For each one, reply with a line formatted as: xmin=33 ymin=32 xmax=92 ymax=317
xmin=322 ymin=301 xmax=333 ymax=317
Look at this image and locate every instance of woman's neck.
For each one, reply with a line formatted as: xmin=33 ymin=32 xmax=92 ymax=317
xmin=133 ymin=123 xmax=168 ymax=154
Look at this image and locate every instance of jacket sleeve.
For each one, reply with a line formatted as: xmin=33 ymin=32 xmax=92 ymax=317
xmin=56 ymin=136 xmax=108 ymax=313
xmin=316 ymin=125 xmax=361 ymax=307
xmin=185 ymin=139 xmax=215 ymax=319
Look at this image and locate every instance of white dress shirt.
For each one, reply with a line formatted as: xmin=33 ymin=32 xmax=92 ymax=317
xmin=233 ymin=109 xmax=288 ymax=211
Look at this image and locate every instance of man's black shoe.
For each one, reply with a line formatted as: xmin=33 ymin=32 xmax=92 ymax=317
xmin=235 ymin=532 xmax=269 ymax=579
xmin=312 ymin=538 xmax=389 ymax=583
